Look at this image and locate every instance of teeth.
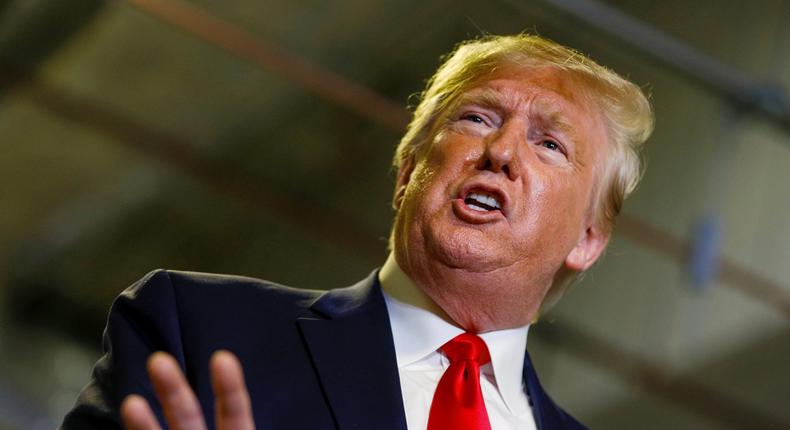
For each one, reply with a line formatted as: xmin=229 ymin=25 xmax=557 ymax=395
xmin=467 ymin=192 xmax=501 ymax=210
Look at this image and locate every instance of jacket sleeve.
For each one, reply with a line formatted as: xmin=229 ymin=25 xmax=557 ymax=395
xmin=60 ymin=269 xmax=187 ymax=430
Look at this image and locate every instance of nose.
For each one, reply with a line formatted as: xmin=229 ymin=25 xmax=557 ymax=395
xmin=477 ymin=121 xmax=521 ymax=180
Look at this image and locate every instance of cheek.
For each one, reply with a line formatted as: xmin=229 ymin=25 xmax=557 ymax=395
xmin=428 ymin=132 xmax=483 ymax=166
xmin=405 ymin=164 xmax=438 ymax=202
xmin=518 ymin=173 xmax=592 ymax=247
xmin=405 ymin=145 xmax=469 ymax=206
xmin=399 ymin=163 xmax=447 ymax=224
xmin=546 ymin=167 xmax=594 ymax=214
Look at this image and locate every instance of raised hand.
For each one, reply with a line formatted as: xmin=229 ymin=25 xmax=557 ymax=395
xmin=121 ymin=350 xmax=255 ymax=430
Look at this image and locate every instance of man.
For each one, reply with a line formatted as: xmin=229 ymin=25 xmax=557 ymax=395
xmin=62 ymin=34 xmax=653 ymax=430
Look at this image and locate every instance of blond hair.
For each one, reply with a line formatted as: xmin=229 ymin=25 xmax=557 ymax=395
xmin=392 ymin=34 xmax=654 ymax=308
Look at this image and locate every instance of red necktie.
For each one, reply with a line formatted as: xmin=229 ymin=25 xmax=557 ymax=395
xmin=427 ymin=333 xmax=492 ymax=430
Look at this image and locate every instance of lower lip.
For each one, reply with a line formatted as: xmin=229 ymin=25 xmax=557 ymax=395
xmin=451 ymin=199 xmax=505 ymax=224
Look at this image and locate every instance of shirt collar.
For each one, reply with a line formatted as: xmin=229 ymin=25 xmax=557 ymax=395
xmin=379 ymin=253 xmax=531 ymax=415
xmin=479 ymin=325 xmax=530 ymax=415
xmin=380 ymin=252 xmax=462 ymax=367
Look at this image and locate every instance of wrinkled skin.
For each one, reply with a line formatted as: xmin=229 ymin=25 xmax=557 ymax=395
xmin=392 ymin=67 xmax=611 ymax=332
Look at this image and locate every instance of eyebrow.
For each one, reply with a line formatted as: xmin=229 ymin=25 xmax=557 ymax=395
xmin=456 ymin=89 xmax=510 ymax=112
xmin=531 ymin=99 xmax=579 ymax=139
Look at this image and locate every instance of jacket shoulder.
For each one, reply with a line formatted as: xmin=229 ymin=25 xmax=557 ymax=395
xmin=61 ymin=269 xmax=325 ymax=430
xmin=126 ymin=268 xmax=322 ymax=300
xmin=115 ymin=269 xmax=325 ymax=319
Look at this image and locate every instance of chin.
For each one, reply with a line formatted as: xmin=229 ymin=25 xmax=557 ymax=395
xmin=425 ymin=228 xmax=508 ymax=272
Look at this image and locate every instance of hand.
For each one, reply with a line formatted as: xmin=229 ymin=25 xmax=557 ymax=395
xmin=121 ymin=350 xmax=255 ymax=430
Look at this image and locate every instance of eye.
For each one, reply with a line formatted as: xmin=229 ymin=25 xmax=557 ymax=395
xmin=461 ymin=113 xmax=487 ymax=124
xmin=541 ymin=140 xmax=560 ymax=151
xmin=451 ymin=108 xmax=500 ymax=134
xmin=535 ymin=137 xmax=569 ymax=162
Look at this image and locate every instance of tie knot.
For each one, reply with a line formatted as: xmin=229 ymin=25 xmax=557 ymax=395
xmin=441 ymin=333 xmax=491 ymax=365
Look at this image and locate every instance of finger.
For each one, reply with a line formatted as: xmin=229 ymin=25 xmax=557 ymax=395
xmin=121 ymin=394 xmax=163 ymax=430
xmin=147 ymin=352 xmax=208 ymax=430
xmin=211 ymin=350 xmax=255 ymax=430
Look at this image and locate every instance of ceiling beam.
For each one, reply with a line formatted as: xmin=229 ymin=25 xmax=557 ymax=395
xmin=529 ymin=0 xmax=790 ymax=134
xmin=126 ymin=0 xmax=410 ymax=131
xmin=0 ymin=0 xmax=107 ymax=91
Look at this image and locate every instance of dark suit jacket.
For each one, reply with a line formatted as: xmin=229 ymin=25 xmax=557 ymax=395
xmin=61 ymin=269 xmax=587 ymax=429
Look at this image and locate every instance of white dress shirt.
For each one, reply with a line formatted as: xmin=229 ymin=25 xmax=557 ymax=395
xmin=379 ymin=254 xmax=537 ymax=430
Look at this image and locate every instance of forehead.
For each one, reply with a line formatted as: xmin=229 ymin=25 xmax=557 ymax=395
xmin=459 ymin=67 xmax=597 ymax=117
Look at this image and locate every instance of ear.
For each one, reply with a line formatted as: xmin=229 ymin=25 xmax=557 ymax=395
xmin=564 ymin=223 xmax=610 ymax=272
xmin=392 ymin=156 xmax=416 ymax=210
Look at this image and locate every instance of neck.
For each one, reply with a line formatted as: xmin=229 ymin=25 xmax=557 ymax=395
xmin=391 ymin=246 xmax=545 ymax=332
xmin=379 ymin=252 xmax=457 ymax=327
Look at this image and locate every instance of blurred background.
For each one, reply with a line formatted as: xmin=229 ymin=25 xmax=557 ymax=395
xmin=1 ymin=0 xmax=789 ymax=428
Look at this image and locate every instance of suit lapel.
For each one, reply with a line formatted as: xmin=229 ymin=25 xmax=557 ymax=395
xmin=297 ymin=271 xmax=407 ymax=430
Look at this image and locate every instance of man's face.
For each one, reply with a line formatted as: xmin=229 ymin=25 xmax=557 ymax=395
xmin=392 ymin=67 xmax=611 ymax=329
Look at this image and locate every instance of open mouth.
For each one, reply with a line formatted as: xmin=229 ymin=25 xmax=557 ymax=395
xmin=453 ymin=183 xmax=508 ymax=223
xmin=463 ymin=190 xmax=503 ymax=212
